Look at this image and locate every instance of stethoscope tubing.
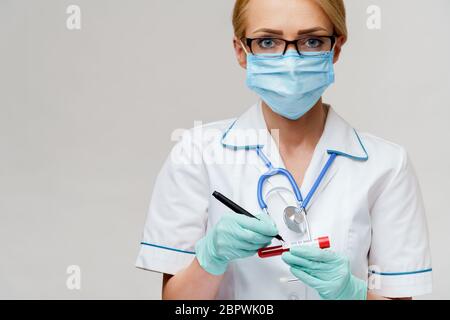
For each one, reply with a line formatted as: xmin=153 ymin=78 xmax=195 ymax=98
xmin=256 ymin=148 xmax=337 ymax=212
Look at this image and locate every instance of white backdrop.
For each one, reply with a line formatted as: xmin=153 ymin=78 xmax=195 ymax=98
xmin=1 ymin=0 xmax=449 ymax=299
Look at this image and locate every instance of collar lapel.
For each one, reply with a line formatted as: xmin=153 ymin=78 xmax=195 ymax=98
xmin=301 ymin=105 xmax=369 ymax=209
xmin=324 ymin=105 xmax=369 ymax=161
xmin=221 ymin=101 xmax=270 ymax=151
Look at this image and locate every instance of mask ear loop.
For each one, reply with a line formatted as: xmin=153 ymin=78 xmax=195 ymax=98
xmin=239 ymin=40 xmax=249 ymax=56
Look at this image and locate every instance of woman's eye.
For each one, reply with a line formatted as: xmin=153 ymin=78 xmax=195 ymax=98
xmin=258 ymin=39 xmax=277 ymax=49
xmin=305 ymin=38 xmax=323 ymax=48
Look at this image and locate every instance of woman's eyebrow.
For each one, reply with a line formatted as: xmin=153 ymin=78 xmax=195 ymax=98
xmin=251 ymin=27 xmax=328 ymax=36
xmin=252 ymin=28 xmax=284 ymax=35
xmin=297 ymin=27 xmax=327 ymax=35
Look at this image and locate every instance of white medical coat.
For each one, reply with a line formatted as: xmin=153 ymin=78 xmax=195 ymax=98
xmin=135 ymin=102 xmax=432 ymax=299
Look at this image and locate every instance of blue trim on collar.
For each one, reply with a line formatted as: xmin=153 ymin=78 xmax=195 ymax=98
xmin=369 ymin=268 xmax=432 ymax=276
xmin=326 ymin=129 xmax=369 ymax=162
xmin=221 ymin=121 xmax=369 ymax=162
xmin=140 ymin=242 xmax=195 ymax=255
xmin=220 ymin=120 xmax=264 ymax=151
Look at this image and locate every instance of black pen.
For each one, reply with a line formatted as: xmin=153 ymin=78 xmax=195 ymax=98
xmin=212 ymin=191 xmax=284 ymax=242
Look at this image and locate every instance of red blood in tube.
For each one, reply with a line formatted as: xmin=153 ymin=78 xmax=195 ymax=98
xmin=258 ymin=245 xmax=289 ymax=258
xmin=258 ymin=236 xmax=331 ymax=258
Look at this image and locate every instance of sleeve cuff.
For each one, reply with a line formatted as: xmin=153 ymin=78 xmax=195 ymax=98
xmin=135 ymin=242 xmax=196 ymax=275
xmin=368 ymin=269 xmax=432 ymax=298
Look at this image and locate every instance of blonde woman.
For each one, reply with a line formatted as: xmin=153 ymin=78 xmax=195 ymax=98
xmin=136 ymin=0 xmax=432 ymax=300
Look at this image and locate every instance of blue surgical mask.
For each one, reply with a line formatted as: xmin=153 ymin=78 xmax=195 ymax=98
xmin=246 ymin=50 xmax=335 ymax=120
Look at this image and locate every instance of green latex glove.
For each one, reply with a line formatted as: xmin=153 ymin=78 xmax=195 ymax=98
xmin=282 ymin=246 xmax=367 ymax=300
xmin=195 ymin=213 xmax=278 ymax=275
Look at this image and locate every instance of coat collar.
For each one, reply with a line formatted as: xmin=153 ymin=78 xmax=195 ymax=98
xmin=221 ymin=101 xmax=369 ymax=162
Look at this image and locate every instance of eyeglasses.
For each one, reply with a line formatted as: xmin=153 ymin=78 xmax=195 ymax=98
xmin=242 ymin=35 xmax=336 ymax=57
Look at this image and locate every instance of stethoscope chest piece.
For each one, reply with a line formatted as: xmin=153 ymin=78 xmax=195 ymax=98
xmin=283 ymin=206 xmax=307 ymax=234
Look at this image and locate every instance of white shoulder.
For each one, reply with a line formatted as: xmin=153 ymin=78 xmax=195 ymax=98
xmin=359 ymin=131 xmax=409 ymax=172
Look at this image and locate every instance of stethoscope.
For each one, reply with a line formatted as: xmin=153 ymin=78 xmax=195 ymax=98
xmin=256 ymin=148 xmax=337 ymax=241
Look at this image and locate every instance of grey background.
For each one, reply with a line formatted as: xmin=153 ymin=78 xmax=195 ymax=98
xmin=0 ymin=0 xmax=449 ymax=299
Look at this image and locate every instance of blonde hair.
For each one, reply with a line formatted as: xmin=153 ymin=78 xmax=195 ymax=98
xmin=232 ymin=0 xmax=347 ymax=40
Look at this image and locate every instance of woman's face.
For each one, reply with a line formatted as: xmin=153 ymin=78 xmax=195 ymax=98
xmin=234 ymin=0 xmax=346 ymax=68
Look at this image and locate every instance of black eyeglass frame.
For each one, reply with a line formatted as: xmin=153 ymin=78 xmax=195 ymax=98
xmin=242 ymin=35 xmax=336 ymax=56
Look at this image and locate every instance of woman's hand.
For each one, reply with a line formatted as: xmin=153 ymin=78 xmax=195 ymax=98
xmin=195 ymin=213 xmax=278 ymax=275
xmin=282 ymin=246 xmax=367 ymax=300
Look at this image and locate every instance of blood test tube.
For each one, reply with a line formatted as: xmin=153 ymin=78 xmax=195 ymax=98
xmin=258 ymin=236 xmax=330 ymax=258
